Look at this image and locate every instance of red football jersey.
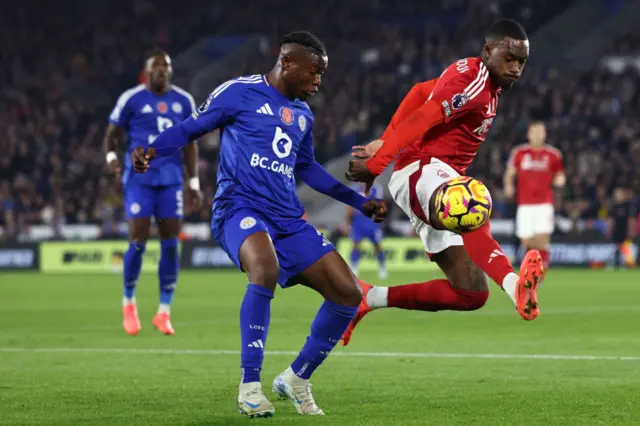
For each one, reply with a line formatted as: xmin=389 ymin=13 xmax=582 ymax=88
xmin=395 ymin=57 xmax=501 ymax=174
xmin=507 ymin=144 xmax=563 ymax=205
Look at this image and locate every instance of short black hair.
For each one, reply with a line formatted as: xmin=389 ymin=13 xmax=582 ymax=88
xmin=486 ymin=19 xmax=528 ymax=43
xmin=145 ymin=47 xmax=169 ymax=61
xmin=280 ymin=31 xmax=327 ymax=57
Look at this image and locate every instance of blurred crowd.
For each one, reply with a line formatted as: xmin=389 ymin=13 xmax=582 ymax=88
xmin=1 ymin=0 xmax=639 ymax=239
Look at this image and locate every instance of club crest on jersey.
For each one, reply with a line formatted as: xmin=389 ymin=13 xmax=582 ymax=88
xmin=240 ymin=216 xmax=257 ymax=230
xmin=298 ymin=115 xmax=306 ymax=132
xmin=130 ymin=203 xmax=141 ymax=215
xmin=437 ymin=169 xmax=450 ymax=179
xmin=279 ymin=106 xmax=294 ymax=125
xmin=451 ymin=93 xmax=468 ymax=110
xmin=157 ymin=102 xmax=168 ymax=114
xmin=172 ymin=102 xmax=183 ymax=114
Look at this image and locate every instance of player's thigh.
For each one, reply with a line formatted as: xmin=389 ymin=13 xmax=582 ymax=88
xmin=220 ymin=210 xmax=279 ymax=289
xmin=533 ymin=204 xmax=554 ymax=241
xmin=297 ymin=251 xmax=362 ymax=307
xmin=515 ymin=205 xmax=536 ymax=240
xmin=124 ymin=185 xmax=154 ymax=242
xmin=431 ymin=245 xmax=488 ymax=292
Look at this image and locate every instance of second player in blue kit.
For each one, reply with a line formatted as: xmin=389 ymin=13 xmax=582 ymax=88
xmin=104 ymin=49 xmax=203 ymax=336
xmin=131 ymin=32 xmax=386 ymax=417
xmin=347 ymin=182 xmax=387 ymax=279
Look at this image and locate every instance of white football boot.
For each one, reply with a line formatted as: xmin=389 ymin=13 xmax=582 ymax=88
xmin=237 ymin=382 xmax=275 ymax=418
xmin=272 ymin=367 xmax=324 ymax=415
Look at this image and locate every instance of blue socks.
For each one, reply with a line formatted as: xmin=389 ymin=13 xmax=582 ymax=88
xmin=240 ymin=284 xmax=274 ymax=383
xmin=123 ymin=242 xmax=145 ymax=300
xmin=159 ymin=238 xmax=179 ymax=305
xmin=377 ymin=250 xmax=386 ymax=268
xmin=350 ymin=248 xmax=361 ymax=269
xmin=290 ymin=301 xmax=358 ymax=380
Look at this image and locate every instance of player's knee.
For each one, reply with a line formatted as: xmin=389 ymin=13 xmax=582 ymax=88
xmin=459 ymin=289 xmax=489 ymax=311
xmin=332 ymin=276 xmax=363 ymax=307
xmin=245 ymin=257 xmax=280 ymax=289
xmin=450 ymin=269 xmax=489 ymax=293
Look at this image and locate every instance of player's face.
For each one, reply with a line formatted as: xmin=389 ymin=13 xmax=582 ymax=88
xmin=283 ymin=51 xmax=327 ymax=101
xmin=527 ymin=122 xmax=546 ymax=147
xmin=145 ymin=54 xmax=172 ymax=88
xmin=485 ymin=37 xmax=529 ymax=89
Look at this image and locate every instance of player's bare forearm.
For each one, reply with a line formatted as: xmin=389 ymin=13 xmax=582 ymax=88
xmin=503 ymin=166 xmax=516 ymax=197
xmin=104 ymin=124 xmax=124 ymax=175
xmin=345 ymin=206 xmax=354 ymax=227
xmin=104 ymin=124 xmax=123 ymax=153
xmin=183 ymin=142 xmax=199 ymax=179
xmin=553 ymin=172 xmax=566 ymax=188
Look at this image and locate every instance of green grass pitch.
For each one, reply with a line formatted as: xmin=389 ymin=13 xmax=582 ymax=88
xmin=1 ymin=269 xmax=640 ymax=425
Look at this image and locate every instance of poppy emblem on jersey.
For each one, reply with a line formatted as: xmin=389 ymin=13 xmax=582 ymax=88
xmin=280 ymin=106 xmax=294 ymax=125
xmin=240 ymin=216 xmax=257 ymax=230
xmin=298 ymin=115 xmax=306 ymax=132
xmin=172 ymin=102 xmax=183 ymax=114
xmin=437 ymin=169 xmax=450 ymax=179
xmin=157 ymin=102 xmax=168 ymax=114
xmin=451 ymin=93 xmax=468 ymax=110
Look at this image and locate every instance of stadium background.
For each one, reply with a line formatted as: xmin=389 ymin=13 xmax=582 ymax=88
xmin=2 ymin=1 xmax=640 ymax=425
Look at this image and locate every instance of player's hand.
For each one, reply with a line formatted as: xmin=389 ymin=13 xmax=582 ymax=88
xmin=107 ymin=157 xmax=121 ymax=177
xmin=352 ymin=139 xmax=384 ymax=160
xmin=186 ymin=188 xmax=203 ymax=212
xmin=504 ymin=184 xmax=515 ymax=199
xmin=346 ymin=159 xmax=376 ymax=195
xmin=361 ymin=199 xmax=387 ymax=223
xmin=132 ymin=147 xmax=156 ymax=173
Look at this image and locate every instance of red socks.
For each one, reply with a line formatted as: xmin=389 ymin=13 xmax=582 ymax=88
xmin=539 ymin=249 xmax=549 ymax=269
xmin=461 ymin=223 xmax=515 ymax=288
xmin=388 ymin=279 xmax=488 ymax=311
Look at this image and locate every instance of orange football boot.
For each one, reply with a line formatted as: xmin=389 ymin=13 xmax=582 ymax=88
xmin=341 ymin=280 xmax=373 ymax=346
xmin=122 ymin=304 xmax=141 ymax=336
xmin=516 ymin=249 xmax=544 ymax=321
xmin=152 ymin=312 xmax=175 ymax=335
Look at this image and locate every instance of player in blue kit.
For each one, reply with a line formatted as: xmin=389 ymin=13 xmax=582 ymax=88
xmin=346 ymin=182 xmax=387 ymax=279
xmin=131 ymin=32 xmax=386 ymax=417
xmin=103 ymin=48 xmax=203 ymax=337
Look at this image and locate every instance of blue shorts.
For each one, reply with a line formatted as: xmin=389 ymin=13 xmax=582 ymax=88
xmin=124 ymin=184 xmax=184 ymax=220
xmin=213 ymin=207 xmax=335 ymax=288
xmin=351 ymin=224 xmax=383 ymax=244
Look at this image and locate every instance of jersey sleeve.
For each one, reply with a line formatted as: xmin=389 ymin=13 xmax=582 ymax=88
xmin=109 ymin=90 xmax=135 ymax=128
xmin=182 ymin=92 xmax=197 ymax=121
xmin=427 ymin=60 xmax=489 ymax=123
xmin=507 ymin=147 xmax=522 ymax=169
xmin=188 ymin=80 xmax=244 ymax=132
xmin=381 ymin=79 xmax=438 ymax=140
xmin=551 ymin=150 xmax=564 ymax=174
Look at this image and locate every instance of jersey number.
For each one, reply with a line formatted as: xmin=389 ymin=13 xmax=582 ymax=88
xmin=148 ymin=117 xmax=174 ymax=144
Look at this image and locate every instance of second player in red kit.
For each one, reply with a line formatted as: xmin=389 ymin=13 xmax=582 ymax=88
xmin=504 ymin=121 xmax=565 ymax=270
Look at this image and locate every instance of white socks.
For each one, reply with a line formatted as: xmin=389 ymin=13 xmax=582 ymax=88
xmin=502 ymin=272 xmax=519 ymax=305
xmin=158 ymin=304 xmax=171 ymax=314
xmin=123 ymin=296 xmax=136 ymax=306
xmin=366 ymin=286 xmax=389 ymax=309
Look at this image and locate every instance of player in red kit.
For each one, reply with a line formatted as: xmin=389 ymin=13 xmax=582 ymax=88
xmin=504 ymin=121 xmax=565 ymax=271
xmin=342 ymin=19 xmax=544 ymax=346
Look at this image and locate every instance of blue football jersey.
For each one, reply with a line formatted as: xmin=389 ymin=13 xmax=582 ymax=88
xmin=190 ymin=75 xmax=315 ymax=220
xmin=109 ymin=85 xmax=196 ymax=187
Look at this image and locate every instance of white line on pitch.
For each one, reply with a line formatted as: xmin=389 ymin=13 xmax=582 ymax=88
xmin=1 ymin=347 xmax=639 ymax=361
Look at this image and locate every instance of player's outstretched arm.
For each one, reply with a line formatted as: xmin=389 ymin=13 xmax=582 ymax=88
xmin=295 ymin=161 xmax=386 ymax=222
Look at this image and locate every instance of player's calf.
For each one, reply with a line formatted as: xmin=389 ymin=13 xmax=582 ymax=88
xmin=237 ymin=232 xmax=280 ymax=387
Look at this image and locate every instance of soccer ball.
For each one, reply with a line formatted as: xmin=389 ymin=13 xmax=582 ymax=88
xmin=434 ymin=176 xmax=492 ymax=233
